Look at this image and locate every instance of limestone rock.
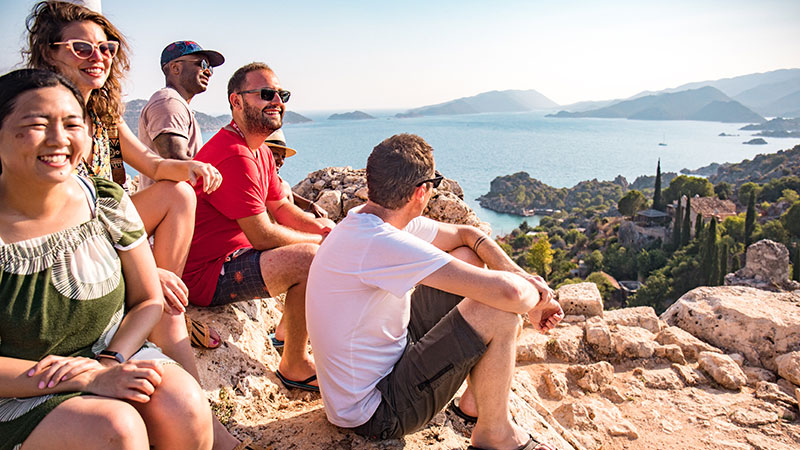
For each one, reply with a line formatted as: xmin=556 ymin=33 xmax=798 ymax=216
xmin=516 ymin=330 xmax=549 ymax=362
xmin=542 ymin=369 xmax=569 ymax=400
xmin=556 ymin=283 xmax=603 ymax=317
xmin=584 ymin=316 xmax=612 ymax=355
xmin=424 ymin=191 xmax=490 ymax=235
xmin=316 ymin=189 xmax=343 ymax=220
xmin=600 ymin=386 xmax=626 ymax=403
xmin=743 ymin=366 xmax=777 ymax=386
xmin=633 ymin=367 xmax=684 ymax=390
xmin=725 ymin=239 xmax=799 ymax=291
xmin=755 ymin=381 xmax=798 ymax=406
xmin=654 ymin=326 xmax=720 ymax=361
xmin=671 ymin=363 xmax=709 ymax=386
xmin=729 ymin=353 xmax=745 ymax=367
xmin=775 ymin=351 xmax=800 ymax=386
xmin=547 ymin=325 xmax=589 ymax=363
xmin=603 ymin=306 xmax=660 ymax=333
xmin=729 ymin=404 xmax=780 ymax=426
xmin=613 ymin=326 xmax=656 ymax=359
xmin=567 ymin=362 xmax=614 ymax=393
xmin=661 ymin=286 xmax=800 ymax=371
xmin=796 ymin=388 xmax=800 ymax=408
xmin=746 ymin=433 xmax=798 ymax=450
xmin=654 ymin=344 xmax=687 ymax=364
xmin=697 ymin=351 xmax=747 ymax=390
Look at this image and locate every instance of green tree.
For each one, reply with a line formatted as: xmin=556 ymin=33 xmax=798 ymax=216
xmin=745 ymin=191 xmax=756 ymax=247
xmin=721 ymin=214 xmax=746 ymax=243
xmin=672 ymin=203 xmax=683 ymax=248
xmin=778 ymin=189 xmax=799 ymax=204
xmin=755 ymin=220 xmax=789 ymax=246
xmin=694 ymin=213 xmax=704 ymax=240
xmin=718 ymin=242 xmax=729 ymax=285
xmin=662 ymin=175 xmax=714 ymax=204
xmin=681 ymin=197 xmax=691 ymax=246
xmin=738 ymin=182 xmax=761 ymax=205
xmin=653 ymin=159 xmax=664 ymax=211
xmin=527 ymin=236 xmax=554 ymax=278
xmin=585 ymin=250 xmax=604 ymax=273
xmin=701 ymin=218 xmax=719 ymax=285
xmin=782 ymin=202 xmax=800 ymax=238
xmin=586 ymin=272 xmax=615 ymax=302
xmin=714 ymin=182 xmax=732 ymax=200
xmin=618 ymin=190 xmax=647 ymax=217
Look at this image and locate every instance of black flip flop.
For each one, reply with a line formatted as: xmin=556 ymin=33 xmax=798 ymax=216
xmin=448 ymin=399 xmax=477 ymax=424
xmin=275 ymin=369 xmax=320 ymax=392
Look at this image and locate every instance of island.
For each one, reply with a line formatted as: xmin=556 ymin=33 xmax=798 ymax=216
xmin=328 ymin=110 xmax=375 ymax=120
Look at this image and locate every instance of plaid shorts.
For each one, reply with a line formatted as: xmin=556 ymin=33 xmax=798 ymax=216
xmin=349 ymin=286 xmax=487 ymax=440
xmin=209 ymin=248 xmax=271 ymax=306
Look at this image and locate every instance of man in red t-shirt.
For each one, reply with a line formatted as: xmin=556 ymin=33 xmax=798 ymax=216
xmin=184 ymin=62 xmax=334 ymax=392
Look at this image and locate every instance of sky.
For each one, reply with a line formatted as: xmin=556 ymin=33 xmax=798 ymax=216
xmin=1 ymin=0 xmax=799 ymax=116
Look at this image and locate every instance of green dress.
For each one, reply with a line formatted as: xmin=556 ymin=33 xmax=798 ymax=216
xmin=0 ymin=176 xmax=146 ymax=450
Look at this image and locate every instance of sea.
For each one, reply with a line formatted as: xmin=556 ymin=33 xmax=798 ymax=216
xmin=273 ymin=111 xmax=800 ymax=236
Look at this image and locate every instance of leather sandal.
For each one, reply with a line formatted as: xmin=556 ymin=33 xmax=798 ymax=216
xmin=186 ymin=315 xmax=221 ymax=349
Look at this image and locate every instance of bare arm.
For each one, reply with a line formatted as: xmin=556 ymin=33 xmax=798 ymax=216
xmin=152 ymin=132 xmax=193 ymax=160
xmin=267 ymin=196 xmax=335 ymax=235
xmin=431 ymin=222 xmax=526 ymax=276
xmin=117 ymin=122 xmax=221 ymax=192
xmin=237 ymin=211 xmax=324 ymax=250
xmin=420 ymin=259 xmax=540 ymax=314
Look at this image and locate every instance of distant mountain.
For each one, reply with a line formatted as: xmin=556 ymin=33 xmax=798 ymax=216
xmin=707 ymin=144 xmax=800 ymax=187
xmin=123 ymin=99 xmax=312 ymax=137
xmin=549 ymin=87 xmax=764 ymax=123
xmin=643 ymin=68 xmax=800 ymax=98
xmin=740 ymin=117 xmax=800 ymax=131
xmin=396 ymin=89 xmax=558 ymax=118
xmin=328 ymin=110 xmax=375 ymax=120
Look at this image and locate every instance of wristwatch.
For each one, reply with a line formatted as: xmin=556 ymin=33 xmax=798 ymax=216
xmin=95 ymin=350 xmax=125 ymax=364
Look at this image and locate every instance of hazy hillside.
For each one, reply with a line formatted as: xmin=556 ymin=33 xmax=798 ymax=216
xmin=328 ymin=110 xmax=375 ymax=120
xmin=706 ymin=144 xmax=800 ymax=186
xmin=549 ymin=87 xmax=763 ymax=123
xmin=646 ymin=68 xmax=800 ymax=98
xmin=396 ymin=89 xmax=558 ymax=118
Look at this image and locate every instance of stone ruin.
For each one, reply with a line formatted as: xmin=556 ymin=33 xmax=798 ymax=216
xmin=725 ymin=239 xmax=800 ymax=291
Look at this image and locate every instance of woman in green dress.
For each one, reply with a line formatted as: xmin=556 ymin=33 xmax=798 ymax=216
xmin=0 ymin=69 xmax=213 ymax=449
xmin=25 ymin=0 xmax=225 ymax=365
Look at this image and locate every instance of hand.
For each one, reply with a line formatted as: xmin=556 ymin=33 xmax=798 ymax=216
xmin=317 ymin=217 xmax=336 ymax=237
xmin=28 ymin=355 xmax=103 ymax=389
xmin=84 ymin=360 xmax=164 ymax=403
xmin=522 ymin=273 xmax=554 ymax=304
xmin=527 ymin=297 xmax=564 ymax=333
xmin=310 ymin=202 xmax=329 ymax=219
xmin=187 ymin=161 xmax=222 ymax=194
xmin=157 ymin=268 xmax=188 ymax=315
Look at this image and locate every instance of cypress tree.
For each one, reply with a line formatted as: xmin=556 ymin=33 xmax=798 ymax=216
xmin=681 ymin=197 xmax=691 ymax=245
xmin=672 ymin=203 xmax=683 ymax=248
xmin=793 ymin=243 xmax=800 ymax=282
xmin=702 ymin=218 xmax=718 ymax=285
xmin=744 ymin=190 xmax=756 ymax=248
xmin=718 ymin=240 xmax=728 ymax=285
xmin=694 ymin=213 xmax=704 ymax=240
xmin=653 ymin=159 xmax=664 ymax=211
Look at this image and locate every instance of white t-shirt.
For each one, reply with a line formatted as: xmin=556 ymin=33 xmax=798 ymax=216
xmin=306 ymin=207 xmax=453 ymax=428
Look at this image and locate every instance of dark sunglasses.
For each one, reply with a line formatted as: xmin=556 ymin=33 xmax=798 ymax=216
xmin=173 ymin=58 xmax=212 ymax=73
xmin=416 ymin=171 xmax=444 ymax=189
xmin=237 ymin=88 xmax=291 ymax=103
xmin=51 ymin=39 xmax=119 ymax=60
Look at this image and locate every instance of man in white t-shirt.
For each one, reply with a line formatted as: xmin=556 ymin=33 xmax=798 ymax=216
xmin=307 ymin=134 xmax=563 ymax=450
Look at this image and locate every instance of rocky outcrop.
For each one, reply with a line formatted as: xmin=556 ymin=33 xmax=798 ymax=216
xmin=661 ymin=286 xmax=800 ymax=371
xmin=556 ymin=282 xmax=604 ymax=317
xmin=292 ymin=167 xmax=490 ymax=234
xmin=725 ymin=239 xmax=800 ymax=291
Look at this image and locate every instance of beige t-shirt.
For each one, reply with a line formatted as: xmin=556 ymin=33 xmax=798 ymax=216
xmin=137 ymin=87 xmax=202 ymax=189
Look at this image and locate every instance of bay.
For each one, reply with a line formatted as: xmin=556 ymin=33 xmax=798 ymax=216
xmin=276 ymin=111 xmax=800 ymax=235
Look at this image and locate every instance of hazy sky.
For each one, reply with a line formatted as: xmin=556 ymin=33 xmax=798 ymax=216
xmin=1 ymin=0 xmax=798 ymax=115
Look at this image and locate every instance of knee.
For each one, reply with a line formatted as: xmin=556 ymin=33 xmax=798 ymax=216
xmin=459 ymin=300 xmax=520 ymax=337
xmin=173 ymin=180 xmax=197 ymax=213
xmin=97 ymin=402 xmax=148 ymax=448
xmin=149 ymin=367 xmax=213 ymax=446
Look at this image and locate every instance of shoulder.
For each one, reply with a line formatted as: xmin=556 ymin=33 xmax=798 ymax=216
xmin=143 ymin=88 xmax=190 ymax=113
xmin=91 ymin=176 xmax=126 ymax=203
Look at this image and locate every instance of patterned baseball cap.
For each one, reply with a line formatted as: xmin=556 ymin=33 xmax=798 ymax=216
xmin=160 ymin=41 xmax=224 ymax=67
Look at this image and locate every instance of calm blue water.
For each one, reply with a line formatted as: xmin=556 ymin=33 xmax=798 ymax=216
xmin=275 ymin=112 xmax=800 ymax=235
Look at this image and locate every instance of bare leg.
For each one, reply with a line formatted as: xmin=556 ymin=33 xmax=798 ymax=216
xmin=449 ymin=246 xmax=482 ymax=418
xmin=259 ymin=243 xmax=319 ymax=384
xmin=22 ymin=396 xmax=149 ymax=450
xmin=130 ymin=364 xmax=213 ymax=450
xmin=457 ymin=298 xmax=530 ymax=450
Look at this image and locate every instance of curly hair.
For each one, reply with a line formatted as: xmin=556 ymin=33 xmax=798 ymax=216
xmin=24 ymin=1 xmax=130 ymax=128
xmin=366 ymin=134 xmax=435 ymax=210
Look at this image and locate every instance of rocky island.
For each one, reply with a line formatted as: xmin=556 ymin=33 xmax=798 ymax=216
xmin=327 ymin=110 xmax=375 ymax=120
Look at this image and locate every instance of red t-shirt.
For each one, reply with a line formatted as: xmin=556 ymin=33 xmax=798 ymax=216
xmin=183 ymin=127 xmax=282 ymax=306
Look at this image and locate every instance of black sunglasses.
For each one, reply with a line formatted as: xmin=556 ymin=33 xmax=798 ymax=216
xmin=416 ymin=171 xmax=444 ymax=188
xmin=173 ymin=58 xmax=212 ymax=73
xmin=237 ymin=88 xmax=291 ymax=103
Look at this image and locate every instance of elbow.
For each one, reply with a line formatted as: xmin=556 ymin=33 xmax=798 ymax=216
xmin=500 ymin=274 xmax=539 ymax=313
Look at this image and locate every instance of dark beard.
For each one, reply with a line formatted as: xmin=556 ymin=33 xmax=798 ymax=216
xmin=242 ymin=100 xmax=282 ymax=135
